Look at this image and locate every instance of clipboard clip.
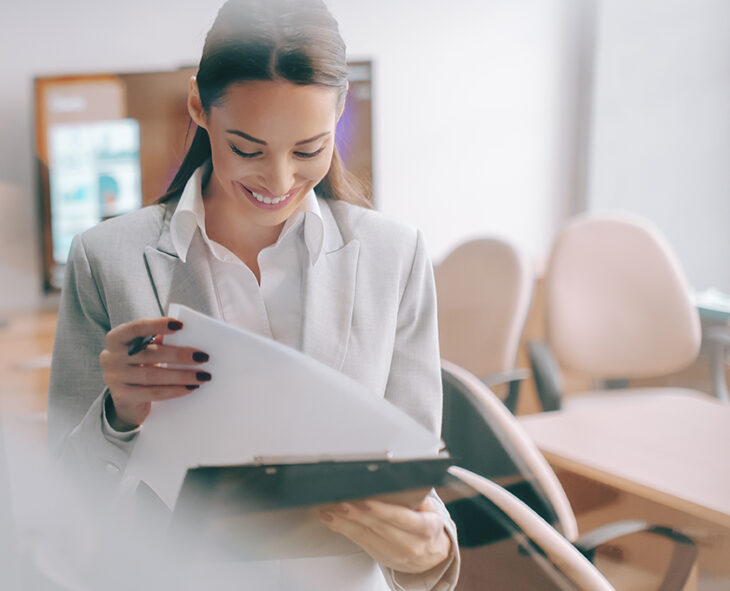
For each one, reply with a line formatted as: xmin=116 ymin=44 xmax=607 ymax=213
xmin=252 ymin=450 xmax=394 ymax=466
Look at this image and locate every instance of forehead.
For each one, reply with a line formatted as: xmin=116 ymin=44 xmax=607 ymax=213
xmin=210 ymin=81 xmax=339 ymax=141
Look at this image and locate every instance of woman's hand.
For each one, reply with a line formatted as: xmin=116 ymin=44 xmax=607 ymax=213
xmin=319 ymin=496 xmax=451 ymax=574
xmin=100 ymin=317 xmax=211 ymax=430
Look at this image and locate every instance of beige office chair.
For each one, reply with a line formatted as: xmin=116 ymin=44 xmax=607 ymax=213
xmin=528 ymin=212 xmax=708 ymax=410
xmin=435 ymin=237 xmax=533 ymax=412
xmin=446 ymin=466 xmax=615 ymax=591
xmin=440 ymin=360 xmax=698 ymax=591
xmin=705 ymin=324 xmax=730 ymax=404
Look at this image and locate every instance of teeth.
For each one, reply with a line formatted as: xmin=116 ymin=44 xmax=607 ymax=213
xmin=251 ymin=189 xmax=288 ymax=204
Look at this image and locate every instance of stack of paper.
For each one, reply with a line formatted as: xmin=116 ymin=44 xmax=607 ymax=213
xmin=124 ymin=304 xmax=444 ymax=510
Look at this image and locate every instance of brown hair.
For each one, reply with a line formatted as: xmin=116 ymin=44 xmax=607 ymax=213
xmin=158 ymin=0 xmax=370 ymax=207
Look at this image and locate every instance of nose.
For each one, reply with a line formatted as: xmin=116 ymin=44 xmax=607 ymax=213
xmin=260 ymin=156 xmax=296 ymax=197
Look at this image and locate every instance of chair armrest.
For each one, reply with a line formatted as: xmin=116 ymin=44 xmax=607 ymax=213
xmin=480 ymin=368 xmax=531 ymax=413
xmin=480 ymin=368 xmax=531 ymax=388
xmin=706 ymin=325 xmax=730 ymax=346
xmin=574 ymin=519 xmax=697 ymax=591
xmin=706 ymin=326 xmax=730 ymax=403
xmin=526 ymin=341 xmax=564 ymax=412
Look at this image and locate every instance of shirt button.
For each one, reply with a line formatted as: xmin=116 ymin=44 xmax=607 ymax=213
xmin=105 ymin=463 xmax=120 ymax=474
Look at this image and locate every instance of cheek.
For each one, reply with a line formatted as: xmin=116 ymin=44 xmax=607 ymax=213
xmin=302 ymin=149 xmax=335 ymax=182
xmin=210 ymin=142 xmax=250 ymax=179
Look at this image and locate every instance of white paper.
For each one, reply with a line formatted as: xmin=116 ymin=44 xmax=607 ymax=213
xmin=124 ymin=304 xmax=442 ymax=509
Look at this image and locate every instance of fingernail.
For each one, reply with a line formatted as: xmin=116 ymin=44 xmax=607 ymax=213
xmin=168 ymin=320 xmax=183 ymax=330
xmin=336 ymin=504 xmax=349 ymax=516
xmin=193 ymin=352 xmax=209 ymax=362
xmin=185 ymin=385 xmax=200 ymax=390
xmin=196 ymin=371 xmax=212 ymax=381
xmin=320 ymin=511 xmax=333 ymax=522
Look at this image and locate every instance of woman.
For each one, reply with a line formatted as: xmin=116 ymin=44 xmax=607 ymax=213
xmin=48 ymin=1 xmax=459 ymax=589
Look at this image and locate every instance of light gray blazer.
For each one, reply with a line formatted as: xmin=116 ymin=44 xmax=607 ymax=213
xmin=48 ymin=195 xmax=457 ymax=590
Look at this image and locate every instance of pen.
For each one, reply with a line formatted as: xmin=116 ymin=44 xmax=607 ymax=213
xmin=127 ymin=335 xmax=156 ymax=356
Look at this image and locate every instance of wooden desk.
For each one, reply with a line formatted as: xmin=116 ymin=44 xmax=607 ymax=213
xmin=518 ymin=393 xmax=730 ymax=529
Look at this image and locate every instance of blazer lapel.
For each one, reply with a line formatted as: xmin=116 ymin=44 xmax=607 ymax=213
xmin=300 ymin=201 xmax=360 ymax=371
xmin=144 ymin=196 xmax=359 ymax=369
xmin=143 ymin=199 xmax=221 ymax=319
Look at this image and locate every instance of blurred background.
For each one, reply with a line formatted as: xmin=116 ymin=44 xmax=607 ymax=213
xmin=1 ymin=0 xmax=729 ymax=589
xmin=1 ymin=0 xmax=729 ymax=312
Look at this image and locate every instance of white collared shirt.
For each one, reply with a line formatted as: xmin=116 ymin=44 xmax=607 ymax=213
xmin=102 ymin=161 xmax=325 ymax=437
xmin=170 ymin=160 xmax=324 ymax=346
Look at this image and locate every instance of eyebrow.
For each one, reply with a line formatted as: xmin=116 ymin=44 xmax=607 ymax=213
xmin=225 ymin=130 xmax=331 ymax=146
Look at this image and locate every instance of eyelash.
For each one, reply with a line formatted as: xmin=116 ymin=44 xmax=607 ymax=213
xmin=229 ymin=145 xmax=326 ymax=159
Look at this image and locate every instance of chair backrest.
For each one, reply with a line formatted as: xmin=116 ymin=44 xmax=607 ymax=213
xmin=441 ymin=359 xmax=579 ymax=542
xmin=545 ymin=213 xmax=701 ymax=379
xmin=446 ymin=467 xmax=615 ymax=591
xmin=435 ymin=238 xmax=533 ymax=378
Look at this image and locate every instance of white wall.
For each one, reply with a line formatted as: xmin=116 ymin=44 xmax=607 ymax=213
xmin=0 ymin=0 xmax=215 ymax=315
xmin=329 ymin=0 xmax=589 ymax=266
xmin=0 ymin=0 xmax=585 ymax=314
xmin=587 ymin=0 xmax=730 ymax=292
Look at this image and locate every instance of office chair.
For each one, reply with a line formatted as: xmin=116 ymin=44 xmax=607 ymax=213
xmin=705 ymin=325 xmax=730 ymax=404
xmin=528 ymin=212 xmax=709 ymax=411
xmin=440 ymin=360 xmax=698 ymax=591
xmin=694 ymin=289 xmax=730 ymax=403
xmin=441 ymin=466 xmax=616 ymax=590
xmin=435 ymin=237 xmax=533 ymax=412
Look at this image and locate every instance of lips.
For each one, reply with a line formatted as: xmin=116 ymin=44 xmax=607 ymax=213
xmin=237 ymin=182 xmax=299 ymax=211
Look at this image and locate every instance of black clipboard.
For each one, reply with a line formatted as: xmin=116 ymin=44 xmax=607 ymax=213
xmin=168 ymin=455 xmax=453 ymax=561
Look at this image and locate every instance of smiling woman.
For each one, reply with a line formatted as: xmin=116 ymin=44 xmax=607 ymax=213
xmin=186 ymin=80 xmax=344 ymax=276
xmin=47 ymin=1 xmax=459 ymax=590
xmin=159 ymin=0 xmax=369 ymax=211
xmin=192 ymin=82 xmax=338 ymax=234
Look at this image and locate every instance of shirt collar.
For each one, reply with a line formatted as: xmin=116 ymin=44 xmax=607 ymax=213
xmin=169 ymin=160 xmax=325 ymax=265
xmin=280 ymin=188 xmax=325 ymax=265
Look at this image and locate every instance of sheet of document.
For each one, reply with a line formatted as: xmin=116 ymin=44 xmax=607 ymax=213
xmin=124 ymin=304 xmax=442 ymax=509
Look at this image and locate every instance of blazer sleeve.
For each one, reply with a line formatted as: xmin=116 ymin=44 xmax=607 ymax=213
xmin=380 ymin=230 xmax=460 ymax=591
xmin=48 ymin=234 xmax=135 ymax=491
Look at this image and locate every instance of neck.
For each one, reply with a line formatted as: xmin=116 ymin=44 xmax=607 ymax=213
xmin=201 ymin=173 xmax=284 ymax=264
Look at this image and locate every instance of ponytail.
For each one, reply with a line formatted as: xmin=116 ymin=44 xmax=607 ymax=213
xmin=315 ymin=146 xmax=372 ymax=208
xmin=158 ymin=125 xmax=211 ymax=203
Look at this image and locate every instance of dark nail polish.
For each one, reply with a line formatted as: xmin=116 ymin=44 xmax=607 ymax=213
xmin=196 ymin=371 xmax=212 ymax=382
xmin=192 ymin=352 xmax=209 ymax=362
xmin=185 ymin=385 xmax=200 ymax=390
xmin=168 ymin=320 xmax=183 ymax=330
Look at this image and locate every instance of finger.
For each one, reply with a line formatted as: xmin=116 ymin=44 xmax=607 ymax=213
xmin=119 ymin=384 xmax=203 ymax=404
xmin=106 ymin=317 xmax=184 ymax=350
xmin=319 ymin=509 xmax=390 ymax=549
xmin=332 ymin=502 xmax=441 ymax=544
xmin=320 ymin=509 xmax=425 ymax=573
xmin=122 ymin=365 xmax=212 ymax=386
xmin=127 ymin=344 xmax=210 ymax=366
xmin=319 ymin=502 xmax=451 ymax=574
xmin=356 ymin=499 xmax=443 ymax=538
